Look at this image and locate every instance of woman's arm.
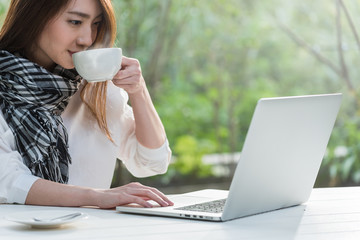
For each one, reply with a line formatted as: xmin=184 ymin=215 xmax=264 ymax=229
xmin=26 ymin=179 xmax=173 ymax=208
xmin=129 ymin=85 xmax=166 ymax=148
xmin=0 ymin=113 xmax=39 ymax=204
xmin=112 ymin=56 xmax=166 ymax=149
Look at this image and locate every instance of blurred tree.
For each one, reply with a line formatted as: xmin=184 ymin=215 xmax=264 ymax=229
xmin=271 ymin=0 xmax=360 ymax=186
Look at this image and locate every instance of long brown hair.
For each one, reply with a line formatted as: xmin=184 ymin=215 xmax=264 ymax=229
xmin=0 ymin=0 xmax=117 ymax=141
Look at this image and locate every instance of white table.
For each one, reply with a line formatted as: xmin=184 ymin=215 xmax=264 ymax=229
xmin=1 ymin=187 xmax=360 ymax=240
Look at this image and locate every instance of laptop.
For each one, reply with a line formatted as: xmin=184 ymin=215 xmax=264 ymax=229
xmin=116 ymin=93 xmax=342 ymax=222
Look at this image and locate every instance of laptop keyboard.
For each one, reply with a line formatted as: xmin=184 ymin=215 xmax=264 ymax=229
xmin=174 ymin=198 xmax=227 ymax=213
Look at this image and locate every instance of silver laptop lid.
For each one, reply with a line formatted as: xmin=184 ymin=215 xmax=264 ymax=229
xmin=222 ymin=93 xmax=342 ymax=221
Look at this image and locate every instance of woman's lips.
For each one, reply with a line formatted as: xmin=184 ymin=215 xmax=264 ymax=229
xmin=69 ymin=51 xmax=78 ymax=56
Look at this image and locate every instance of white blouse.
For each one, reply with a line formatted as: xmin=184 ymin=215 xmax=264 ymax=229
xmin=0 ymin=81 xmax=171 ymax=204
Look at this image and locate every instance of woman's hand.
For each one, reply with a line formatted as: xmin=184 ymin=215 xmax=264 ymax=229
xmin=93 ymin=182 xmax=174 ymax=209
xmin=112 ymin=56 xmax=145 ymax=95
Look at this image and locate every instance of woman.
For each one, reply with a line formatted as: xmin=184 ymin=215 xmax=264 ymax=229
xmin=0 ymin=0 xmax=173 ymax=208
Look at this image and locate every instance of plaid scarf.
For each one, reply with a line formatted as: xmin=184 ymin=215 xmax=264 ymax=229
xmin=0 ymin=50 xmax=82 ymax=183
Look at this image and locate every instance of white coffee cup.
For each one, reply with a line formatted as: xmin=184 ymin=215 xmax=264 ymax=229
xmin=72 ymin=48 xmax=122 ymax=82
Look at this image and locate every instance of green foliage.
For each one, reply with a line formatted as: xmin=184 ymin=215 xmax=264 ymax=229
xmin=324 ymin=118 xmax=360 ymax=185
xmin=0 ymin=0 xmax=9 ymax=23
xmin=172 ymin=135 xmax=214 ymax=177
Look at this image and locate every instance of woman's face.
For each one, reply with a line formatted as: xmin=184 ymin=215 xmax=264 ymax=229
xmin=32 ymin=0 xmax=103 ymax=70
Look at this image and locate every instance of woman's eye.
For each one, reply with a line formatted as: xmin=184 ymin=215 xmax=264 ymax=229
xmin=69 ymin=20 xmax=82 ymax=25
xmin=93 ymin=20 xmax=102 ymax=26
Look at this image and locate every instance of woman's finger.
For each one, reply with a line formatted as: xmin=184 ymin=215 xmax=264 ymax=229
xmin=113 ymin=75 xmax=140 ymax=86
xmin=121 ymin=192 xmax=153 ymax=208
xmin=114 ymin=64 xmax=140 ymax=80
xmin=121 ymin=56 xmax=140 ymax=68
xmin=120 ymin=183 xmax=173 ymax=207
xmin=128 ymin=188 xmax=170 ymax=207
xmin=144 ymin=187 xmax=174 ymax=206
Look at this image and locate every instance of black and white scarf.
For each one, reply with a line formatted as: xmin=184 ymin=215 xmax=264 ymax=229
xmin=0 ymin=50 xmax=82 ymax=183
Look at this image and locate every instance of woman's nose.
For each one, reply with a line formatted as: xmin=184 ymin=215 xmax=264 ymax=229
xmin=77 ymin=26 xmax=95 ymax=47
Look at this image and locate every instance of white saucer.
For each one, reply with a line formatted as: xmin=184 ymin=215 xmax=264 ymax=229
xmin=4 ymin=210 xmax=88 ymax=229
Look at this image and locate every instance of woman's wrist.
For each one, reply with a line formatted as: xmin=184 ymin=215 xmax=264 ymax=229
xmin=87 ymin=188 xmax=105 ymax=208
xmin=128 ymin=83 xmax=147 ymax=103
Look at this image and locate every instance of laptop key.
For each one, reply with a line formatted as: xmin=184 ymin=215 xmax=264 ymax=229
xmin=174 ymin=199 xmax=227 ymax=213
